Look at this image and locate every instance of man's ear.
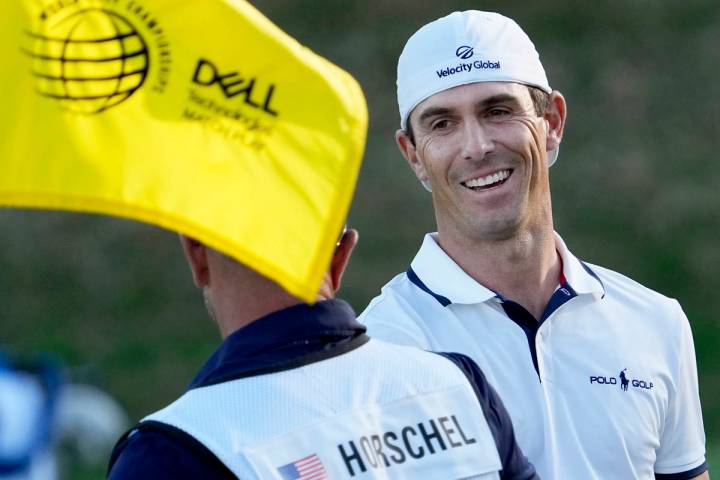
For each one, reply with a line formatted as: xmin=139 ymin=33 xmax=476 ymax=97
xmin=395 ymin=128 xmax=429 ymax=184
xmin=544 ymin=91 xmax=567 ymax=153
xmin=316 ymin=229 xmax=358 ymax=300
xmin=327 ymin=228 xmax=359 ymax=295
xmin=179 ymin=235 xmax=210 ymax=288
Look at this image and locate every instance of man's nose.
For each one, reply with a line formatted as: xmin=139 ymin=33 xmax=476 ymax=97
xmin=460 ymin=118 xmax=494 ymax=161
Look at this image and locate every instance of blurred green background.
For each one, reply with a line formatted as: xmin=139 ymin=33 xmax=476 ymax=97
xmin=1 ymin=0 xmax=718 ymax=477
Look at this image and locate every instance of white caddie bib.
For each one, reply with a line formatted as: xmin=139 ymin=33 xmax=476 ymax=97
xmin=244 ymin=385 xmax=500 ymax=479
xmin=143 ymin=340 xmax=503 ymax=479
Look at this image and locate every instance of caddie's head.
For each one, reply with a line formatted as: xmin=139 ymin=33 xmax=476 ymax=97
xmin=179 ymin=227 xmax=358 ymax=339
xmin=394 ymin=11 xmax=567 ymax=241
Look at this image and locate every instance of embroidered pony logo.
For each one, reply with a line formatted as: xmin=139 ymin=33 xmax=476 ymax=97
xmin=619 ymin=369 xmax=629 ymax=391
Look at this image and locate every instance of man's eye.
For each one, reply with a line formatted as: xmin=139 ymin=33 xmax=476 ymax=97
xmin=488 ymin=108 xmax=510 ymax=117
xmin=431 ymin=119 xmax=449 ymax=130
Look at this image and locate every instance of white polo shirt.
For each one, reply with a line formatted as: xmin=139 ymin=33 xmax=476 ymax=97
xmin=359 ymin=232 xmax=707 ymax=480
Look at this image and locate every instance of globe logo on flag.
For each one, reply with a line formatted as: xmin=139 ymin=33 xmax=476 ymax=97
xmin=25 ymin=8 xmax=149 ymax=114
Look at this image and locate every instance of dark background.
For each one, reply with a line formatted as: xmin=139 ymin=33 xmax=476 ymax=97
xmin=1 ymin=1 xmax=718 ymax=477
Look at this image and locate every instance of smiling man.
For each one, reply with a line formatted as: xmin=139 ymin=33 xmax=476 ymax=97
xmin=359 ymin=10 xmax=709 ymax=480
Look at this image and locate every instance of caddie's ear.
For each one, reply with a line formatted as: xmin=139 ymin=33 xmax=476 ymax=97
xmin=544 ymin=91 xmax=567 ymax=153
xmin=396 ymin=128 xmax=430 ymax=185
xmin=317 ymin=228 xmax=359 ymax=300
xmin=329 ymin=228 xmax=358 ymax=294
xmin=179 ymin=234 xmax=210 ymax=288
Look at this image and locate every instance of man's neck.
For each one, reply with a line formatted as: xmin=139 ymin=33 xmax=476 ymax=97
xmin=437 ymin=225 xmax=561 ymax=321
xmin=216 ymin=297 xmax=301 ymax=339
xmin=208 ymin=265 xmax=304 ymax=339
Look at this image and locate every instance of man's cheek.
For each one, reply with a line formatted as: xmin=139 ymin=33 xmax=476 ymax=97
xmin=507 ymin=116 xmax=543 ymax=140
xmin=510 ymin=118 xmax=547 ymax=162
xmin=494 ymin=119 xmax=540 ymax=161
xmin=506 ymin=117 xmax=551 ymax=199
xmin=418 ymin=137 xmax=451 ymax=166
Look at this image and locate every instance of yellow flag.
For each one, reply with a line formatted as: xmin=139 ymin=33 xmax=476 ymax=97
xmin=0 ymin=0 xmax=367 ymax=302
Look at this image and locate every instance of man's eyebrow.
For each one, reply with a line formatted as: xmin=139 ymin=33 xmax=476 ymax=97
xmin=416 ymin=93 xmax=525 ymax=125
xmin=478 ymin=93 xmax=523 ymax=108
xmin=417 ymin=106 xmax=453 ymax=124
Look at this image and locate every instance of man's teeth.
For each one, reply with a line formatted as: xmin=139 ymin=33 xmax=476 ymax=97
xmin=465 ymin=169 xmax=510 ymax=188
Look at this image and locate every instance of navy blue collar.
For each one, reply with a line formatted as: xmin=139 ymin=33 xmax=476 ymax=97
xmin=188 ymin=299 xmax=367 ymax=390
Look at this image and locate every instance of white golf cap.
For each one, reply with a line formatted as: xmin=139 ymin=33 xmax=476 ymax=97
xmin=398 ymin=10 xmax=551 ymax=119
xmin=397 ymin=11 xmax=558 ymax=169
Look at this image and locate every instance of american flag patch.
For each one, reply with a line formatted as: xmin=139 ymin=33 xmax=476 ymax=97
xmin=277 ymin=453 xmax=329 ymax=480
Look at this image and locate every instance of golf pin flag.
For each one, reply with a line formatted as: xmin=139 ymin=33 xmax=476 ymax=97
xmin=0 ymin=0 xmax=367 ymax=302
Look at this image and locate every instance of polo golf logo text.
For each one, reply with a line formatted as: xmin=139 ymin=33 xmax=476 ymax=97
xmin=589 ymin=369 xmax=654 ymax=392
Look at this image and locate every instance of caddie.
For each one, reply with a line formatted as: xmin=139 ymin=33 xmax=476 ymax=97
xmin=107 ymin=230 xmax=538 ymax=479
xmin=359 ymin=10 xmax=708 ymax=480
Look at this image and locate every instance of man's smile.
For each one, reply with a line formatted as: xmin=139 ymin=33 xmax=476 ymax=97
xmin=461 ymin=169 xmax=513 ymax=190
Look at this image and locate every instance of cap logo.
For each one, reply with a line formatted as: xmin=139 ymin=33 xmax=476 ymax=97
xmin=455 ymin=45 xmax=474 ymax=59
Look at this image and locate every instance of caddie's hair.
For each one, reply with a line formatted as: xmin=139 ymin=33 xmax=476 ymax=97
xmin=404 ymin=85 xmax=550 ymax=145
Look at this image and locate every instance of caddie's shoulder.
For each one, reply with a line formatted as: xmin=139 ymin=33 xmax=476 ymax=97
xmin=108 ymin=421 xmax=234 ymax=480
